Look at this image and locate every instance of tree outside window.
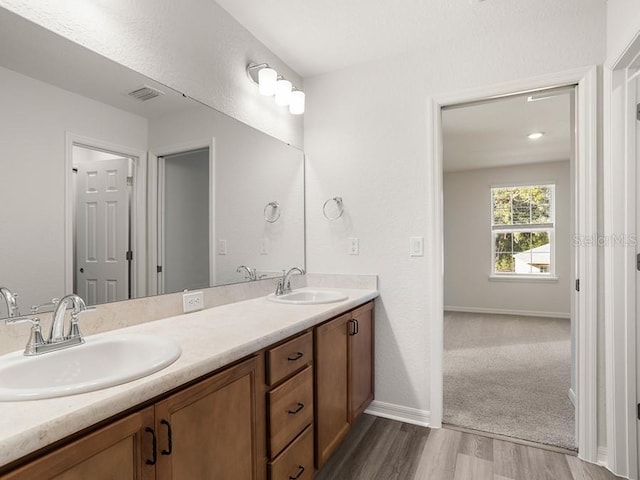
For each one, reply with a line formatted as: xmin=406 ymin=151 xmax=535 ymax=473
xmin=491 ymin=184 xmax=554 ymax=275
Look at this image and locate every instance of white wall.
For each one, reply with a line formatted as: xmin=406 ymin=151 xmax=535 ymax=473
xmin=0 ymin=0 xmax=303 ymax=148
xmin=304 ymin=5 xmax=605 ymax=427
xmin=444 ymin=161 xmax=571 ymax=317
xmin=607 ymin=0 xmax=640 ymax=63
xmin=0 ymin=65 xmax=147 ymax=311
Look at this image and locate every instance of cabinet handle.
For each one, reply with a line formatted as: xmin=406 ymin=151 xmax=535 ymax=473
xmin=354 ymin=318 xmax=359 ymax=335
xmin=348 ymin=319 xmax=356 ymax=336
xmin=287 ymin=352 xmax=304 ymax=361
xmin=160 ymin=419 xmax=173 ymax=456
xmin=144 ymin=427 xmax=157 ymax=465
xmin=289 ymin=465 xmax=305 ymax=479
xmin=288 ymin=402 xmax=305 ymax=415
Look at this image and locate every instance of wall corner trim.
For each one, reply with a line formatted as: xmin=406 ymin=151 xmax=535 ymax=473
xmin=365 ymin=400 xmax=430 ymax=427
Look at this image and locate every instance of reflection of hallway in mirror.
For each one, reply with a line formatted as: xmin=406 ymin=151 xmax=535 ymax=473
xmin=73 ymin=145 xmax=134 ymax=306
xmin=157 ymin=148 xmax=210 ymax=294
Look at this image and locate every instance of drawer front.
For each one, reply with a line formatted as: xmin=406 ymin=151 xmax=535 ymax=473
xmin=266 ymin=331 xmax=313 ymax=386
xmin=268 ymin=425 xmax=314 ymax=480
xmin=268 ymin=366 xmax=314 ymax=457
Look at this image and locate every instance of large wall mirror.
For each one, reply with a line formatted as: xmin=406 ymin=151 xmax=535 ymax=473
xmin=0 ymin=8 xmax=305 ymax=317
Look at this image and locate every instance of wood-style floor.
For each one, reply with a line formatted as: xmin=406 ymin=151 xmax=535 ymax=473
xmin=315 ymin=415 xmax=622 ymax=480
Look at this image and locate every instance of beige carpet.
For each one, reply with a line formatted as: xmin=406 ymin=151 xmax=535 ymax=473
xmin=443 ymin=311 xmax=576 ymax=451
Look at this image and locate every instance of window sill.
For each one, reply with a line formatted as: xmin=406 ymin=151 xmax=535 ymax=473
xmin=489 ymin=274 xmax=559 ymax=283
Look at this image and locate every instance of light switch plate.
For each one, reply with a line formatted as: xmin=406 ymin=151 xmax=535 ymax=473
xmin=260 ymin=238 xmax=269 ymax=255
xmin=217 ymin=239 xmax=227 ymax=255
xmin=410 ymin=236 xmax=424 ymax=257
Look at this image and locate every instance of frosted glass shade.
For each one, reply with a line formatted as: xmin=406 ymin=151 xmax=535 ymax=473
xmin=289 ymin=90 xmax=305 ymax=115
xmin=275 ymin=79 xmax=292 ymax=106
xmin=258 ymin=67 xmax=277 ymax=96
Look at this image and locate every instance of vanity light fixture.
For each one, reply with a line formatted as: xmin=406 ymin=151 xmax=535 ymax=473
xmin=528 ymin=132 xmax=544 ymax=140
xmin=247 ymin=62 xmax=305 ymax=115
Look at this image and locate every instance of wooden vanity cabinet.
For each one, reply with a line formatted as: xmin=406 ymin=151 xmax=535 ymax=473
xmin=0 ymin=356 xmax=261 ymax=480
xmin=0 ymin=407 xmax=156 ymax=480
xmin=314 ymin=301 xmax=374 ymax=469
xmin=154 ymin=356 xmax=261 ymax=480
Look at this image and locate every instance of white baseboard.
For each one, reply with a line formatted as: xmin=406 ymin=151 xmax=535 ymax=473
xmin=444 ymin=305 xmax=570 ymax=319
xmin=364 ymin=400 xmax=430 ymax=427
xmin=568 ymin=388 xmax=576 ymax=407
xmin=597 ymin=446 xmax=608 ymax=467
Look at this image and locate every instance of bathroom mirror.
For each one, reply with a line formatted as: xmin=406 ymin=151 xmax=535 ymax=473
xmin=0 ymin=9 xmax=304 ymax=315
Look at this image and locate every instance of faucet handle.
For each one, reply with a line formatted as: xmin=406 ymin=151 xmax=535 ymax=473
xmin=30 ymin=298 xmax=59 ymax=314
xmin=6 ymin=316 xmax=46 ymax=355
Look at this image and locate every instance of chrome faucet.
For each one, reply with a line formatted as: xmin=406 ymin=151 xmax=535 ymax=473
xmin=50 ymin=294 xmax=91 ymax=343
xmin=0 ymin=286 xmax=20 ymax=318
xmin=275 ymin=267 xmax=305 ymax=296
xmin=4 ymin=294 xmax=94 ymax=356
xmin=237 ymin=265 xmax=257 ymax=281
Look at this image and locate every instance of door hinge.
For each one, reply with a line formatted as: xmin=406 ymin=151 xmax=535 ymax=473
xmin=637 ymin=253 xmax=640 ymax=271
xmin=126 ymin=176 xmax=134 ymax=186
xmin=637 ymin=103 xmax=640 ymax=121
xmin=637 ymin=403 xmax=640 ymax=420
xmin=575 ymin=279 xmax=580 ymax=292
xmin=157 ymin=265 xmax=163 ymax=273
xmin=126 ymin=251 xmax=133 ymax=261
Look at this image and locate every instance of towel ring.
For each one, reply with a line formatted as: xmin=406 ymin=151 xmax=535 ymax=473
xmin=264 ymin=201 xmax=281 ymax=223
xmin=323 ymin=197 xmax=344 ymax=221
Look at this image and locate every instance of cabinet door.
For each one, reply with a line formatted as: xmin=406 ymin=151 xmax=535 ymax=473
xmin=349 ymin=301 xmax=374 ymax=422
xmin=155 ymin=356 xmax=260 ymax=480
xmin=314 ymin=313 xmax=350 ymax=469
xmin=1 ymin=408 xmax=155 ymax=480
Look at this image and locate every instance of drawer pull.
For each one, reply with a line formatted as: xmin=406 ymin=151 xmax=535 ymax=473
xmin=160 ymin=419 xmax=173 ymax=456
xmin=144 ymin=427 xmax=157 ymax=465
xmin=288 ymin=402 xmax=305 ymax=415
xmin=287 ymin=352 xmax=304 ymax=362
xmin=289 ymin=465 xmax=305 ymax=480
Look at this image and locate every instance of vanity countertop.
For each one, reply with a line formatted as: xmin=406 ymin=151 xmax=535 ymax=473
xmin=0 ymin=287 xmax=378 ymax=468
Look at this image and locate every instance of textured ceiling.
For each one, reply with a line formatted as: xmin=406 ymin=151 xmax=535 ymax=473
xmin=214 ymin=0 xmax=605 ymax=77
xmin=442 ymin=90 xmax=572 ymax=172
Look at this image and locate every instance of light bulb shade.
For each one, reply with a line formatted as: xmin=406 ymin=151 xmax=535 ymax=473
xmin=258 ymin=67 xmax=277 ymax=96
xmin=289 ymin=90 xmax=305 ymax=115
xmin=275 ymin=79 xmax=292 ymax=106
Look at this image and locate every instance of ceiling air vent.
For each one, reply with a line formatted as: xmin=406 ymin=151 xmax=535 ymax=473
xmin=127 ymin=85 xmax=164 ymax=102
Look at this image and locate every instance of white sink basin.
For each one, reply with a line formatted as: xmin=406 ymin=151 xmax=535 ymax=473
xmin=267 ymin=289 xmax=348 ymax=305
xmin=0 ymin=334 xmax=181 ymax=401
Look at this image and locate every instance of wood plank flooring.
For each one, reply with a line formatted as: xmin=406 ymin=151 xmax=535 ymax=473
xmin=315 ymin=415 xmax=622 ymax=480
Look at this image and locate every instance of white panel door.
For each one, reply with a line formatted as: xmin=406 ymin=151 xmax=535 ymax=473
xmin=76 ymin=158 xmax=129 ymax=305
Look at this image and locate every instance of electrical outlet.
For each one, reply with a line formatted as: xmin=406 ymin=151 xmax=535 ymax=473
xmin=348 ymin=237 xmax=359 ymax=255
xmin=183 ymin=291 xmax=204 ymax=313
xmin=410 ymin=236 xmax=424 ymax=257
xmin=260 ymin=238 xmax=269 ymax=255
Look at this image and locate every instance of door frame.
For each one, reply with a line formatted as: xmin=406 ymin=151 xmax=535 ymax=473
xmin=604 ymin=31 xmax=640 ymax=479
xmin=65 ymin=133 xmax=147 ymax=301
xmin=148 ymin=138 xmax=216 ymax=295
xmin=427 ymin=66 xmax=598 ymax=461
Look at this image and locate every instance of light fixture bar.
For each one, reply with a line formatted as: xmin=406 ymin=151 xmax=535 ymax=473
xmin=246 ymin=62 xmax=305 ymax=115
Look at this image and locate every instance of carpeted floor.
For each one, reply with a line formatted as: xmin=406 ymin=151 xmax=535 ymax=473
xmin=443 ymin=311 xmax=576 ymax=451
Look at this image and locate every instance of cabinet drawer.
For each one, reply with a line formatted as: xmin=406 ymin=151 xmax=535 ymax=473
xmin=266 ymin=331 xmax=312 ymax=386
xmin=268 ymin=425 xmax=313 ymax=480
xmin=268 ymin=366 xmax=314 ymax=457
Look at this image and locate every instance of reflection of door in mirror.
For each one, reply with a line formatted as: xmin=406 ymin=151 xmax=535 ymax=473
xmin=157 ymin=148 xmax=211 ymax=295
xmin=72 ymin=145 xmax=134 ymax=306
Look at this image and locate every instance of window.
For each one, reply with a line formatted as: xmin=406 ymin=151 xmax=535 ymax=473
xmin=491 ymin=184 xmax=554 ymax=276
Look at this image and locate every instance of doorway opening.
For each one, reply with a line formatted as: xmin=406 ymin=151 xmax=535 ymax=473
xmin=71 ymin=144 xmax=137 ymax=306
xmin=441 ymin=88 xmax=576 ymax=450
xmin=149 ymin=142 xmax=215 ymax=296
xmin=428 ymin=66 xmax=598 ymax=462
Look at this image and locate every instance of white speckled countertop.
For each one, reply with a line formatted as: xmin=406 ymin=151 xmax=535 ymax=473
xmin=0 ymin=287 xmax=378 ymax=468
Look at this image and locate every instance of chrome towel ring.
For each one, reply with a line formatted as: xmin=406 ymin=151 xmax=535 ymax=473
xmin=264 ymin=201 xmax=281 ymax=223
xmin=323 ymin=196 xmax=344 ymax=220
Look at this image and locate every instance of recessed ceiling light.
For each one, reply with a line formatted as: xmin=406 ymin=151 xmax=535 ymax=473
xmin=528 ymin=132 xmax=544 ymax=140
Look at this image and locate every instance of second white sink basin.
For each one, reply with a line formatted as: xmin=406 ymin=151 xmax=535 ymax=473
xmin=267 ymin=289 xmax=348 ymax=305
xmin=0 ymin=334 xmax=182 ymax=401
